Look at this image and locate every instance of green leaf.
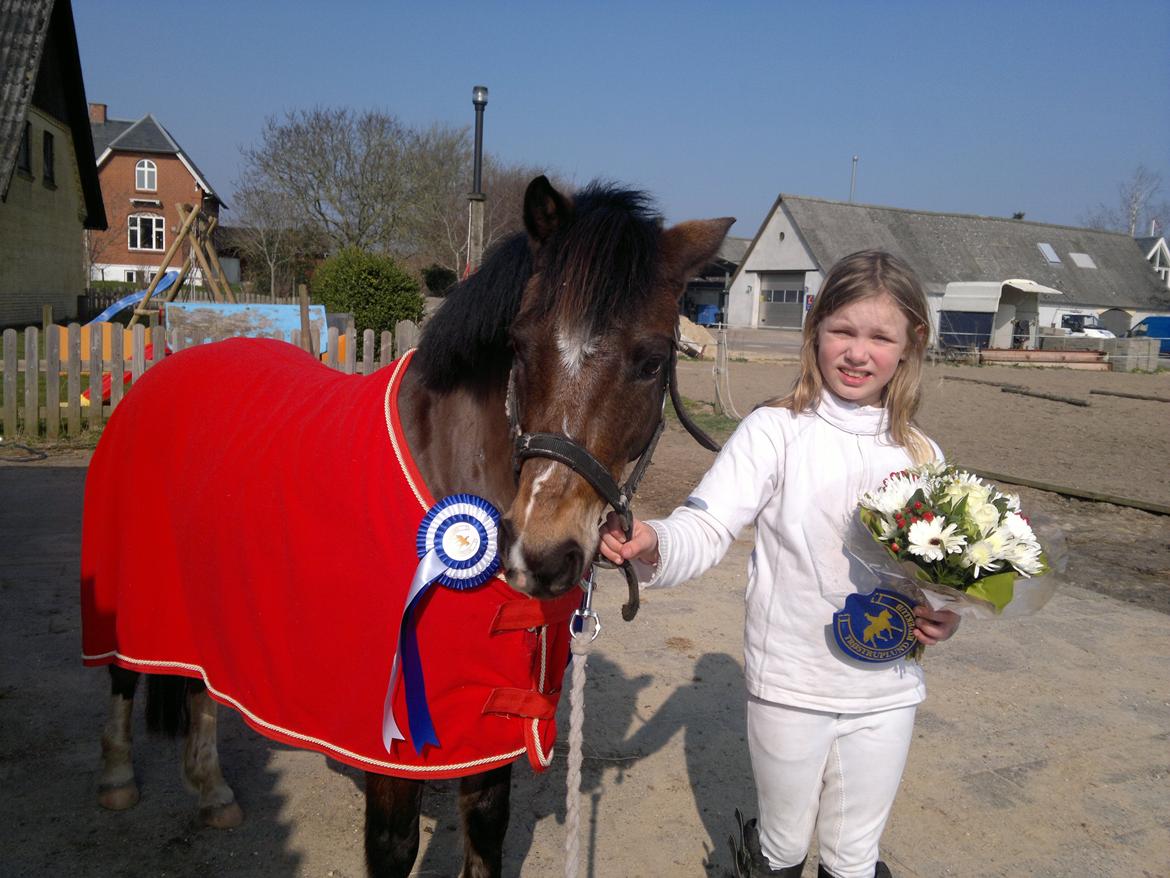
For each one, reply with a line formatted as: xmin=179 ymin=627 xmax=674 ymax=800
xmin=964 ymin=572 xmax=1016 ymax=612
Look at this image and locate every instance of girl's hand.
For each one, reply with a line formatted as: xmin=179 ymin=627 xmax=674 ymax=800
xmin=912 ymin=605 xmax=960 ymax=646
xmin=598 ymin=511 xmax=660 ymax=567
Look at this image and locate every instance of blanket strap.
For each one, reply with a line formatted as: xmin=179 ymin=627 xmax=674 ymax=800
xmin=482 ymin=688 xmax=558 ymax=720
xmin=490 ymin=598 xmax=579 ymax=633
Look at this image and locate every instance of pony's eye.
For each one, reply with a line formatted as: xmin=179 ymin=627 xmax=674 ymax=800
xmin=638 ymin=356 xmax=665 ymax=379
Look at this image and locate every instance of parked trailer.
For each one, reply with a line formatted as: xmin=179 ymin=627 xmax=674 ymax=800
xmin=933 ymin=279 xmax=1059 ymax=350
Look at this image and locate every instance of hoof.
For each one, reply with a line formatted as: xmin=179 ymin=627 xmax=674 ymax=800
xmin=200 ymin=800 xmax=244 ymax=829
xmin=97 ymin=781 xmax=140 ymax=811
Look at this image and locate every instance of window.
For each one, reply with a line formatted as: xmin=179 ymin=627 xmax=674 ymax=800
xmin=762 ymin=288 xmax=802 ymax=303
xmin=1037 ymin=243 xmax=1061 ymax=264
xmin=1069 ymin=252 xmax=1097 ymax=269
xmin=125 ymin=271 xmax=138 ymax=284
xmin=42 ymin=131 xmax=54 ymax=185
xmin=136 ymin=159 xmax=157 ymax=191
xmin=17 ymin=123 xmax=31 ymax=173
xmin=128 ymin=214 xmax=165 ymax=251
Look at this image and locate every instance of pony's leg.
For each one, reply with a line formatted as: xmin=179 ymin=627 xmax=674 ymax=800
xmin=458 ymin=764 xmax=512 ymax=878
xmin=364 ymin=772 xmax=424 ymax=878
xmin=98 ymin=665 xmax=140 ymax=810
xmin=181 ymin=683 xmax=243 ymax=828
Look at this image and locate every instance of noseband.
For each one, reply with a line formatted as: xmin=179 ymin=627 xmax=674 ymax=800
xmin=507 ymin=326 xmax=721 ymax=621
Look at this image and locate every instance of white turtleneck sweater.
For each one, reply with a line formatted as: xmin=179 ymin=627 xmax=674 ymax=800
xmin=644 ymin=392 xmax=942 ymax=714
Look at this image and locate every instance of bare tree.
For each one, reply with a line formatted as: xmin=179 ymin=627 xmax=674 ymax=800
xmin=406 ymin=148 xmax=563 ymax=276
xmin=239 ymin=105 xmax=565 ymax=275
xmin=1080 ymin=165 xmax=1164 ymax=236
xmin=402 ymin=123 xmax=473 ymax=272
xmin=482 ymin=158 xmax=558 ymax=255
xmin=85 ymin=183 xmax=133 ymax=283
xmin=242 ymin=108 xmax=413 ymax=253
xmin=1142 ymin=199 xmax=1170 ymax=238
xmin=232 ymin=183 xmax=301 ymax=299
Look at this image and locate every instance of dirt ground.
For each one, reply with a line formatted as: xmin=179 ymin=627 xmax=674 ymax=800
xmin=667 ymin=358 xmax=1170 ymax=614
xmin=1 ymin=359 xmax=1167 ymax=877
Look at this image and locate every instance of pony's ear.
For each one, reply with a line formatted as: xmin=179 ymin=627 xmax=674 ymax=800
xmin=659 ymin=217 xmax=736 ymax=297
xmin=523 ymin=175 xmax=572 ymax=249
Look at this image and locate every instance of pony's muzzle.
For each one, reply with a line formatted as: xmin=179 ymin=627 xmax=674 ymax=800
xmin=499 ymin=518 xmax=586 ymax=599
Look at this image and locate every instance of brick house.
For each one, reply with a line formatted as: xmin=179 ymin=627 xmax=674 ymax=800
xmin=87 ymin=103 xmax=229 ymax=285
xmin=0 ymin=0 xmax=107 ymax=326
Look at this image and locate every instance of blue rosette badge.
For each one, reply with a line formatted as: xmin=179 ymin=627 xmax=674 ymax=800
xmin=383 ymin=494 xmax=501 ymax=753
xmin=832 ymin=588 xmax=918 ymax=664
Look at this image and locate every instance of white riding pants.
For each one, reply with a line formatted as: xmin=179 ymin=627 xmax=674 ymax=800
xmin=747 ymin=696 xmax=917 ymax=878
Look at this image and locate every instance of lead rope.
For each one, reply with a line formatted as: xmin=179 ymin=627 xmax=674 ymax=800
xmin=565 ymin=567 xmax=601 ymax=878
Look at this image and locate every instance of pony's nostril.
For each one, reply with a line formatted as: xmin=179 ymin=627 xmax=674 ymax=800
xmin=561 ymin=543 xmax=585 ymax=588
xmin=525 ymin=539 xmax=586 ymax=595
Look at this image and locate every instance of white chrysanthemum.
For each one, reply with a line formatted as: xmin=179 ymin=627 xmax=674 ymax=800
xmin=861 ymin=472 xmax=923 ymax=515
xmin=983 ymin=529 xmax=1009 ymax=554
xmin=998 ymin=491 xmax=1022 ymax=513
xmin=942 ymin=472 xmax=992 ymax=509
xmin=961 ymin=539 xmax=1004 ymax=577
xmin=876 ymin=515 xmax=900 ymax=540
xmin=1001 ymin=511 xmax=1036 ymax=543
xmin=967 ymin=498 xmax=1005 ymax=537
xmin=1003 ymin=539 xmax=1045 ymax=576
xmin=906 ymin=517 xmax=966 ymax=562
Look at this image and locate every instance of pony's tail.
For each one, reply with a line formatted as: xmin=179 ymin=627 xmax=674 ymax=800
xmin=145 ymin=675 xmax=192 ymax=737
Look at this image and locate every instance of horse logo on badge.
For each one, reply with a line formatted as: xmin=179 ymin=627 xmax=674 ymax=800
xmin=832 ymin=588 xmax=917 ymax=663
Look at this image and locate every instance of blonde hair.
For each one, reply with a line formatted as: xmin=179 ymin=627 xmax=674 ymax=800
xmin=763 ymin=249 xmax=933 ymax=463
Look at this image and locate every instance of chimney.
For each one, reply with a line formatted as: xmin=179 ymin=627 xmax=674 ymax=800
xmin=89 ymin=103 xmax=107 ymax=124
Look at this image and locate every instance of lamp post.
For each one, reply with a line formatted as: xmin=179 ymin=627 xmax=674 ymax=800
xmin=849 ymin=154 xmax=859 ymax=203
xmin=468 ymin=85 xmax=488 ymax=273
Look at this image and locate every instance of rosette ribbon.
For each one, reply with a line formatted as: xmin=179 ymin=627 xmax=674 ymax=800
xmin=382 ymin=493 xmax=501 ymax=754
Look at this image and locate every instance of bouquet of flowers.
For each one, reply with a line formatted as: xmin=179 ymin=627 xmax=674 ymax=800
xmin=853 ymin=462 xmax=1060 ymax=619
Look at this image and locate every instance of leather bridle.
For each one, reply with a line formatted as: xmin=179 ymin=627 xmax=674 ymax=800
xmin=507 ymin=325 xmax=721 ymax=621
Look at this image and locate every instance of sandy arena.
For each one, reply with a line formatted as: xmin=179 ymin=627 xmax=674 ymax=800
xmin=1 ymin=356 xmax=1167 ymax=876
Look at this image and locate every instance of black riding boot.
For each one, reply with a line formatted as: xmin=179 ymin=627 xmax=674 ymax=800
xmin=728 ymin=809 xmax=806 ymax=878
xmin=817 ymin=861 xmax=893 ymax=878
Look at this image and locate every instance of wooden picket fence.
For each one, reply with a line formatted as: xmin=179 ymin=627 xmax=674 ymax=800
xmin=81 ymin=288 xmax=301 ymax=321
xmin=0 ymin=320 xmax=421 ymax=441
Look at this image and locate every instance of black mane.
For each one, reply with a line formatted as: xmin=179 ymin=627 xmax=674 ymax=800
xmin=414 ymin=182 xmax=661 ymax=393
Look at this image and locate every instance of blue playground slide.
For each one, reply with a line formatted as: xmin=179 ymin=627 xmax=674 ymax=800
xmin=87 ymin=271 xmax=178 ymax=325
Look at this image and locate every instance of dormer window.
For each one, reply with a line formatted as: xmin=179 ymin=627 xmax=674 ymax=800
xmin=136 ymin=159 xmax=157 ymax=191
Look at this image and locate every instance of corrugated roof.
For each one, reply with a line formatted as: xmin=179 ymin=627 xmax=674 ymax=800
xmin=0 ymin=0 xmax=53 ymax=189
xmin=779 ymin=195 xmax=1170 ymax=311
xmin=718 ymin=235 xmax=751 ymax=265
xmin=1 ymin=0 xmax=104 ymax=227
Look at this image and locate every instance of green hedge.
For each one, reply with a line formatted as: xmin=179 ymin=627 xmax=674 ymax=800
xmin=311 ymin=248 xmax=423 ymax=336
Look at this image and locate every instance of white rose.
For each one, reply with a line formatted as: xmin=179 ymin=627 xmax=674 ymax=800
xmin=968 ymin=499 xmax=1003 ymax=537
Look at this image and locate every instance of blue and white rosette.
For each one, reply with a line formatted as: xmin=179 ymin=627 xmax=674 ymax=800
xmin=383 ymin=494 xmax=501 ymax=754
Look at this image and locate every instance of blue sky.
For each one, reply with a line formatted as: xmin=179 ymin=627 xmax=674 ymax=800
xmin=74 ymin=1 xmax=1170 ymax=239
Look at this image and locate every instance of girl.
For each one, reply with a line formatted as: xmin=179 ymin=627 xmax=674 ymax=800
xmin=600 ymin=250 xmax=960 ymax=878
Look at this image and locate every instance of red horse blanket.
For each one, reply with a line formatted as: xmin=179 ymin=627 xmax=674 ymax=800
xmin=81 ymin=339 xmax=582 ymax=778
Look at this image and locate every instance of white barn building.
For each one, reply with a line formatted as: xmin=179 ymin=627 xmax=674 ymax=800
xmin=726 ymin=194 xmax=1170 ymax=344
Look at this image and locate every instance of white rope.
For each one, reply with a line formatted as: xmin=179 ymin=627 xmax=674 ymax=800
xmin=564 ymin=618 xmax=596 ymax=878
xmin=714 ymin=327 xmax=744 ymax=420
